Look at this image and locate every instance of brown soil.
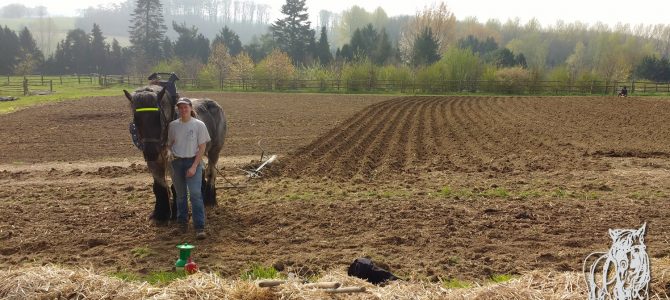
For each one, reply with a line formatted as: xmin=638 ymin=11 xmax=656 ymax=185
xmin=2 ymin=94 xmax=670 ymax=284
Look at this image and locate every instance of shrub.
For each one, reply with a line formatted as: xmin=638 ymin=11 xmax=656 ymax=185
xmin=196 ymin=64 xmax=217 ymax=89
xmin=495 ymin=67 xmax=531 ymax=94
xmin=342 ymin=59 xmax=377 ymax=92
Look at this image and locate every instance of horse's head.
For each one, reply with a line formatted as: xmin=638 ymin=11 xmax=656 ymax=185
xmin=123 ymin=86 xmax=170 ymax=161
xmin=607 ymin=223 xmax=648 ymax=290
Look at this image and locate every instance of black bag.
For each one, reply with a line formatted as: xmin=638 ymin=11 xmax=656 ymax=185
xmin=347 ymin=258 xmax=399 ymax=285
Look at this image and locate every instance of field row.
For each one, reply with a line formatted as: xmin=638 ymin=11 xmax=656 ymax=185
xmin=282 ymin=96 xmax=670 ymax=179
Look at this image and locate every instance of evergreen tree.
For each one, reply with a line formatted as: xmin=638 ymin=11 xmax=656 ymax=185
xmin=636 ymin=55 xmax=670 ymax=82
xmin=515 ymin=53 xmax=527 ymax=68
xmin=337 ymin=44 xmax=353 ymax=61
xmin=128 ymin=0 xmax=167 ymax=61
xmin=66 ymin=29 xmax=93 ymax=73
xmin=372 ymin=28 xmax=392 ymax=65
xmin=316 ymin=26 xmax=332 ymax=65
xmin=0 ymin=26 xmax=20 ymax=74
xmin=90 ymin=24 xmax=107 ymax=73
xmin=107 ymin=38 xmax=126 ymax=74
xmin=243 ymin=33 xmax=277 ymax=63
xmin=172 ymin=22 xmax=210 ymax=64
xmin=458 ymin=35 xmax=498 ymax=56
xmin=17 ymin=27 xmax=43 ymax=74
xmin=350 ymin=25 xmax=376 ymax=58
xmin=160 ymin=37 xmax=173 ymax=60
xmin=271 ymin=0 xmax=314 ymax=65
xmin=342 ymin=24 xmax=391 ymax=65
xmin=490 ymin=48 xmax=516 ymax=68
xmin=213 ymin=26 xmax=242 ymax=56
xmin=412 ymin=27 xmax=440 ymax=66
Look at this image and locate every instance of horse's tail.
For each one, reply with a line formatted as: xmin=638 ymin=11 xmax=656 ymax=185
xmin=583 ymin=251 xmax=607 ymax=300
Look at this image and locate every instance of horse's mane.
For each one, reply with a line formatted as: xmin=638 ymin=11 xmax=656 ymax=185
xmin=131 ymin=85 xmax=164 ymax=109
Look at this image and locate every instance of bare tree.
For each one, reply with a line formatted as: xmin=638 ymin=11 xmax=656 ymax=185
xmin=203 ymin=0 xmax=219 ymax=22
xmin=233 ymin=1 xmax=241 ymax=23
xmin=256 ymin=4 xmax=270 ymax=24
xmin=399 ymin=2 xmax=456 ymax=64
xmin=221 ymin=0 xmax=232 ymax=23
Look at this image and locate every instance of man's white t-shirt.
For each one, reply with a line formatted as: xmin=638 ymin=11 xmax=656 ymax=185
xmin=168 ymin=118 xmax=211 ymax=158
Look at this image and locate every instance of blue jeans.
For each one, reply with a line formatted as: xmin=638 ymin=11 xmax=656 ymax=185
xmin=171 ymin=157 xmax=205 ymax=230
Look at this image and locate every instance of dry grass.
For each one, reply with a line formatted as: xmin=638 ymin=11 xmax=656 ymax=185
xmin=1 ymin=260 xmax=669 ymax=299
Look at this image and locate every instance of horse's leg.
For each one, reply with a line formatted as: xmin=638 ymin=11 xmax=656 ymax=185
xmin=170 ymin=184 xmax=177 ymax=220
xmin=203 ymin=149 xmax=221 ymax=206
xmin=201 ymin=174 xmax=210 ymax=206
xmin=202 ymin=163 xmax=217 ymax=206
xmin=152 ymin=179 xmax=171 ymax=223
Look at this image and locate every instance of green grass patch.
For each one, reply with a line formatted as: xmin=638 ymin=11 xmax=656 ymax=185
xmin=551 ymin=188 xmax=569 ymax=198
xmin=517 ymin=190 xmax=543 ymax=199
xmin=0 ymin=83 xmax=132 ymax=114
xmin=436 ymin=186 xmax=474 ymax=199
xmin=442 ymin=278 xmax=472 ymax=289
xmin=131 ymin=246 xmax=155 ymax=258
xmin=438 ymin=186 xmax=453 ymax=197
xmin=111 ymin=270 xmax=187 ymax=285
xmin=146 ymin=271 xmax=187 ymax=285
xmin=480 ymin=187 xmax=510 ymax=198
xmin=111 ymin=271 xmax=141 ymax=282
xmin=240 ymin=264 xmax=281 ymax=280
xmin=490 ymin=274 xmax=514 ymax=283
xmin=575 ymin=191 xmax=599 ymax=200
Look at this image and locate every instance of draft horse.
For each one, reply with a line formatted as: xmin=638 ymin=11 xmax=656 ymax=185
xmin=124 ymin=85 xmax=227 ymax=222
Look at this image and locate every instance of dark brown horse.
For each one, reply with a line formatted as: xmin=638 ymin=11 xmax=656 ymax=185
xmin=124 ymin=86 xmax=227 ymax=222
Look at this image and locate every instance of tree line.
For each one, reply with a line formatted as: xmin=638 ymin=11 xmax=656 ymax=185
xmin=2 ymin=0 xmax=670 ymax=88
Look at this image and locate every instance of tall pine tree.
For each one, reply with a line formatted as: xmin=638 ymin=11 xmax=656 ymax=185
xmin=316 ymin=26 xmax=332 ymax=65
xmin=90 ymin=24 xmax=107 ymax=73
xmin=128 ymin=0 xmax=167 ymax=62
xmin=172 ymin=22 xmax=210 ymax=64
xmin=16 ymin=27 xmax=44 ymax=74
xmin=412 ymin=27 xmax=440 ymax=67
xmin=0 ymin=26 xmax=20 ymax=74
xmin=271 ymin=0 xmax=314 ymax=65
xmin=213 ymin=26 xmax=242 ymax=57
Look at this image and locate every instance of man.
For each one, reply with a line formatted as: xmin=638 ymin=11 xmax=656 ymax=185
xmin=168 ymin=98 xmax=211 ymax=239
xmin=618 ymin=86 xmax=628 ymax=97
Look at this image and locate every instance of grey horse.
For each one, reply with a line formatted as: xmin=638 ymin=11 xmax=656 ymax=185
xmin=124 ymin=86 xmax=227 ymax=222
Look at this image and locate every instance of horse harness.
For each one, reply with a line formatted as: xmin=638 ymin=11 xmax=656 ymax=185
xmin=131 ymin=94 xmax=175 ymax=151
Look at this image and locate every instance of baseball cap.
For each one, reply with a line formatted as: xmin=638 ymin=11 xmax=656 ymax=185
xmin=176 ymin=98 xmax=192 ymax=106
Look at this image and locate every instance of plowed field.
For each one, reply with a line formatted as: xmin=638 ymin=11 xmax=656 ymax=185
xmin=282 ymin=96 xmax=670 ymax=179
xmin=2 ymin=94 xmax=670 ymax=285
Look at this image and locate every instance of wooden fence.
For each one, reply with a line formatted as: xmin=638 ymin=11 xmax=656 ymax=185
xmin=0 ymin=74 xmax=100 ymax=96
xmin=3 ymin=74 xmax=670 ymax=96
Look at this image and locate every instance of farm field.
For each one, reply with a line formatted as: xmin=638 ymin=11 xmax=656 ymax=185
xmin=2 ymin=93 xmax=670 ymax=296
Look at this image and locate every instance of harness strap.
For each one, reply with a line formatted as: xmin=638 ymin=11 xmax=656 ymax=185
xmin=136 ymin=107 xmax=160 ymax=112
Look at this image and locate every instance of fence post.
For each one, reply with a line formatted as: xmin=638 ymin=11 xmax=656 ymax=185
xmin=49 ymin=80 xmax=53 ymax=93
xmin=60 ymin=76 xmax=63 ymax=85
xmin=78 ymin=74 xmax=81 ymax=84
xmin=23 ymin=77 xmax=28 ymax=96
xmin=41 ymin=74 xmax=44 ymax=85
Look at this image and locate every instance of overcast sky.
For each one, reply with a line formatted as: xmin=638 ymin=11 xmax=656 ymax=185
xmin=8 ymin=0 xmax=670 ymax=28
